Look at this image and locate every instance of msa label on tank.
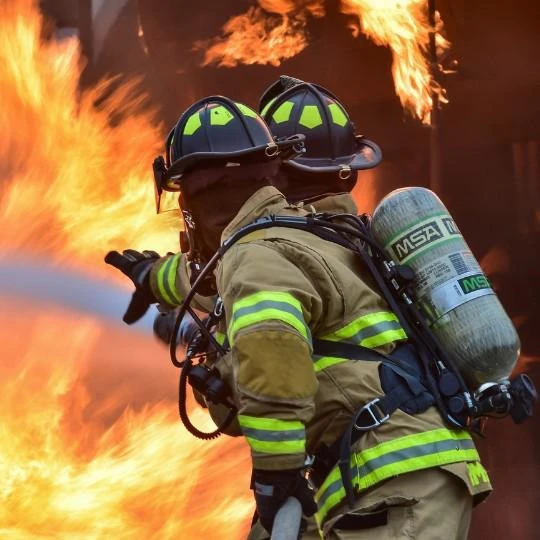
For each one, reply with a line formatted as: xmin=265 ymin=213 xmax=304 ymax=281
xmin=458 ymin=274 xmax=491 ymax=294
xmin=387 ymin=214 xmax=461 ymax=264
xmin=419 ymin=271 xmax=495 ymax=323
xmin=414 ymin=250 xmax=481 ymax=297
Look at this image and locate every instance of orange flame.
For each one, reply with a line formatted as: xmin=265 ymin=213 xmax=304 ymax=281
xmin=200 ymin=0 xmax=450 ymax=124
xmin=341 ymin=0 xmax=450 ymax=124
xmin=0 ymin=2 xmax=252 ymax=537
xmin=0 ymin=301 xmax=252 ymax=538
xmin=196 ymin=1 xmax=325 ymax=68
xmin=0 ymin=0 xmax=179 ymax=275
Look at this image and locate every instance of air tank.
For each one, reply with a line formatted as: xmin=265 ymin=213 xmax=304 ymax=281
xmin=371 ymin=187 xmax=520 ymax=389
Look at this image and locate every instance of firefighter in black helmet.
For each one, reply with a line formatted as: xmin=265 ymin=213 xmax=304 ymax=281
xmin=107 ymin=95 xmax=304 ymax=322
xmin=259 ymin=75 xmax=381 ymax=207
xmin=107 ymin=94 xmax=491 ymax=540
xmin=244 ymin=77 xmax=492 ymax=540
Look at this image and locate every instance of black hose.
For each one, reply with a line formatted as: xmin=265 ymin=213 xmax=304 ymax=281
xmin=178 ymin=358 xmax=237 ymax=440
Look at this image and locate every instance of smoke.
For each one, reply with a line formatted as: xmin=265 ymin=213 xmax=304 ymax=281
xmin=0 ymin=255 xmax=157 ymax=332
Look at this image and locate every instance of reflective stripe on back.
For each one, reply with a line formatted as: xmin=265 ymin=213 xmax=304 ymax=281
xmin=312 ymin=311 xmax=406 ymax=372
xmin=315 ymin=429 xmax=481 ymax=525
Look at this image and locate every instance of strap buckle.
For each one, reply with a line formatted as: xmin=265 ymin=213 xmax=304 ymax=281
xmin=354 ymin=398 xmax=390 ymax=431
xmin=264 ymin=142 xmax=279 ymax=157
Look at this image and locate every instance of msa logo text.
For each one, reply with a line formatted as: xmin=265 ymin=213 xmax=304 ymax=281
xmin=391 ymin=221 xmax=443 ymax=261
xmin=458 ymin=274 xmax=491 ymax=294
xmin=442 ymin=217 xmax=459 ymax=235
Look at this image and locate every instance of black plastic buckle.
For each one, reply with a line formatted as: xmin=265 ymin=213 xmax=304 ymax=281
xmin=354 ymin=398 xmax=390 ymax=431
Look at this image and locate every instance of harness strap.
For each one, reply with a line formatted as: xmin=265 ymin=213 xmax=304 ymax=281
xmin=312 ymin=339 xmax=421 ymax=387
xmin=310 ymin=341 xmax=432 ymax=505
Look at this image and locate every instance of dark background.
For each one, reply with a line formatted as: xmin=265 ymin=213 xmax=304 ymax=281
xmin=40 ymin=0 xmax=540 ymax=536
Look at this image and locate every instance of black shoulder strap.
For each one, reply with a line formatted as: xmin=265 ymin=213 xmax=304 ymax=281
xmin=313 ymin=338 xmax=417 ymax=382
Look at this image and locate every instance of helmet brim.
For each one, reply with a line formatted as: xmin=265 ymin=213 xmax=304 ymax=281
xmin=288 ymin=136 xmax=382 ymax=173
xmin=162 ymin=135 xmax=305 ymax=190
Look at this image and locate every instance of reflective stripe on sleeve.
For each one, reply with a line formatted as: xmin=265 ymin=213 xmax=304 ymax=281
xmin=238 ymin=415 xmax=306 ymax=455
xmin=155 ymin=253 xmax=183 ymax=306
xmin=228 ymin=291 xmax=311 ymax=346
xmin=315 ymin=429 xmax=481 ymax=525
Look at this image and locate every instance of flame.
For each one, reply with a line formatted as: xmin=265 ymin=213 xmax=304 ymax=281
xmin=0 ymin=0 xmax=179 ymax=275
xmin=200 ymin=0 xmax=450 ymax=124
xmin=196 ymin=1 xmax=326 ymax=68
xmin=340 ymin=0 xmax=450 ymax=124
xmin=0 ymin=2 xmax=252 ymax=537
xmin=0 ymin=300 xmax=252 ymax=538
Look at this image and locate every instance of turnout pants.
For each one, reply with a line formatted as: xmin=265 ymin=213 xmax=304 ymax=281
xmin=325 ymin=468 xmax=472 ymax=540
xmin=248 ymin=468 xmax=472 ymax=540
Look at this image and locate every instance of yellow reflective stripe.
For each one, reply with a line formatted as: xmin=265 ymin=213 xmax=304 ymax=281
xmin=315 ymin=429 xmax=478 ymax=524
xmin=238 ymin=415 xmax=304 ymax=431
xmin=316 ymin=452 xmax=483 ymax=526
xmin=238 ymin=415 xmax=306 ymax=455
xmin=233 ymin=290 xmax=303 ymax=313
xmin=357 ymin=448 xmax=479 ymax=489
xmin=245 ymin=438 xmax=306 ymax=455
xmin=156 ymin=254 xmax=183 ymax=306
xmin=228 ymin=291 xmax=309 ymax=345
xmin=322 ymin=311 xmax=401 ymax=342
xmin=348 ymin=428 xmax=472 ymax=464
xmin=156 ymin=261 xmax=174 ymax=305
xmin=167 ymin=254 xmax=183 ymax=304
xmin=361 ymin=328 xmax=408 ymax=348
xmin=313 ymin=356 xmax=348 ymax=372
xmin=229 ymin=309 xmax=309 ymax=345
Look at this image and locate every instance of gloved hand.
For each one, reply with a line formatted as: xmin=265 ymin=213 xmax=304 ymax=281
xmin=251 ymin=468 xmax=317 ymax=534
xmin=105 ymin=249 xmax=160 ymax=324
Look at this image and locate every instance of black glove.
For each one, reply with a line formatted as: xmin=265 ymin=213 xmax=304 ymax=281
xmin=105 ymin=249 xmax=160 ymax=324
xmin=251 ymin=468 xmax=317 ymax=534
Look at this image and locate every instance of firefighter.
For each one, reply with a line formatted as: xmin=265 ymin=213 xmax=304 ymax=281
xmin=258 ymin=75 xmax=381 ymax=215
xmin=106 ymin=96 xmax=491 ymax=539
xmin=152 ymin=77 xmax=379 ymax=356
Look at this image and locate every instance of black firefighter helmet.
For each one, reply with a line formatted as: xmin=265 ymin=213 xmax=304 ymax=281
xmin=153 ymin=95 xmax=304 ymax=213
xmin=259 ymin=76 xmax=382 ymax=200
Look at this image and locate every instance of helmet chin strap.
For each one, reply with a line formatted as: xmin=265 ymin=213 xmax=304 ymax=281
xmin=179 ymin=205 xmax=219 ymax=297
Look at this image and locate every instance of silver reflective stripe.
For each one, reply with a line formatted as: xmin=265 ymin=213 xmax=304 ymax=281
xmin=231 ymin=300 xmax=305 ymax=327
xmin=242 ymin=427 xmax=306 ymax=442
xmin=351 ymin=319 xmax=403 ymax=345
xmin=317 ymin=437 xmax=476 ymax=510
xmin=356 ymin=438 xmax=476 ymax=477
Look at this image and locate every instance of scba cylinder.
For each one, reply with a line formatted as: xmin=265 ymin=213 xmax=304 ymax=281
xmin=371 ymin=187 xmax=520 ymax=389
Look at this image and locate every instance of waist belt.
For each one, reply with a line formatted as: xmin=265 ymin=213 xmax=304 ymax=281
xmin=310 ymin=340 xmax=435 ymax=507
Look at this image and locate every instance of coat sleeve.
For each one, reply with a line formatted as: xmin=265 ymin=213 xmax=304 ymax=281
xmin=218 ymin=241 xmax=323 ymax=471
xmin=148 ymin=253 xmax=217 ymax=312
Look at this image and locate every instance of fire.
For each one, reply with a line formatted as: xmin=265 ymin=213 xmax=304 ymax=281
xmin=340 ymin=0 xmax=449 ymax=124
xmin=0 ymin=300 xmax=252 ymax=538
xmin=0 ymin=1 xmax=252 ymax=537
xmin=199 ymin=0 xmax=449 ymax=124
xmin=0 ymin=0 xmax=179 ymax=275
xmin=196 ymin=1 xmax=326 ymax=68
